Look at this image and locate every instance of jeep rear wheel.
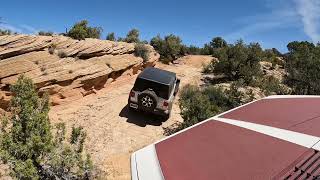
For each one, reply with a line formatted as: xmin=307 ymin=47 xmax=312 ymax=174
xmin=138 ymin=93 xmax=157 ymax=111
xmin=142 ymin=96 xmax=153 ymax=108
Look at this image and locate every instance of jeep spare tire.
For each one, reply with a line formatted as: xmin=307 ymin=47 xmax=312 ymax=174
xmin=138 ymin=92 xmax=157 ymax=111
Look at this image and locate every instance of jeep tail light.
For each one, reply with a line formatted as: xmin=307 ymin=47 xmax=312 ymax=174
xmin=130 ymin=91 xmax=135 ymax=97
xmin=163 ymin=101 xmax=169 ymax=107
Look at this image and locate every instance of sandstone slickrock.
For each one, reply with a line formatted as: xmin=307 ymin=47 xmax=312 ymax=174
xmin=259 ymin=61 xmax=286 ymax=82
xmin=0 ymin=35 xmax=160 ymax=110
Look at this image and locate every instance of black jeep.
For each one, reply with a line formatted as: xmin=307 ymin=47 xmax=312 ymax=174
xmin=128 ymin=67 xmax=180 ymax=119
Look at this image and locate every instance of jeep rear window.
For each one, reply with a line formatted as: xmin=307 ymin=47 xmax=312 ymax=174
xmin=133 ymin=78 xmax=170 ymax=99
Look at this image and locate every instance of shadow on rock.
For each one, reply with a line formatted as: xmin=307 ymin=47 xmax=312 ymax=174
xmin=119 ymin=105 xmax=165 ymax=127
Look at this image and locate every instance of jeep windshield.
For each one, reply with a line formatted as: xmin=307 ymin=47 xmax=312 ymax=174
xmin=133 ymin=78 xmax=170 ymax=99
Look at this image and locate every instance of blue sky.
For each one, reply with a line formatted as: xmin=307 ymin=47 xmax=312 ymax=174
xmin=1 ymin=0 xmax=319 ymax=52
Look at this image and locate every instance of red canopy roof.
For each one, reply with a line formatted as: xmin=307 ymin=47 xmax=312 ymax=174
xmin=131 ymin=96 xmax=320 ymax=180
xmin=156 ymin=120 xmax=309 ymax=180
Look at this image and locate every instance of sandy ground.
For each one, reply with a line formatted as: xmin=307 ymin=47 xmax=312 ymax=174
xmin=49 ymin=55 xmax=212 ymax=180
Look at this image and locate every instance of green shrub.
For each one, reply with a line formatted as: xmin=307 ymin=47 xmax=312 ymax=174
xmin=117 ymin=37 xmax=125 ymax=42
xmin=38 ymin=31 xmax=53 ymax=36
xmin=0 ymin=29 xmax=13 ymax=35
xmin=179 ymin=85 xmax=219 ymax=124
xmin=270 ymin=57 xmax=284 ymax=68
xmin=150 ymin=35 xmax=164 ymax=58
xmin=134 ymin=43 xmax=149 ymax=62
xmin=163 ymin=85 xmax=217 ymax=135
xmin=204 ymin=85 xmax=242 ymax=110
xmin=0 ymin=76 xmax=93 ymax=179
xmin=164 ymin=85 xmax=240 ymax=135
xmin=106 ymin=32 xmax=116 ymax=41
xmin=181 ymin=45 xmax=215 ymax=55
xmin=0 ymin=76 xmax=52 ymax=179
xmin=201 ymin=43 xmax=213 ymax=55
xmin=180 ymin=92 xmax=215 ymax=122
xmin=43 ymin=124 xmax=93 ymax=179
xmin=150 ymin=34 xmax=183 ymax=63
xmin=124 ymin=29 xmax=140 ymax=43
xmin=67 ymin=20 xmax=102 ymax=40
xmin=285 ymin=41 xmax=320 ymax=94
xmin=212 ymin=40 xmax=263 ymax=85
xmin=263 ymin=48 xmax=284 ymax=68
xmin=185 ymin=45 xmax=202 ymax=55
xmin=258 ymin=76 xmax=290 ymax=95
xmin=263 ymin=48 xmax=282 ymax=59
xmin=210 ymin=37 xmax=228 ymax=49
xmin=195 ymin=37 xmax=228 ymax=56
xmin=141 ymin=40 xmax=149 ymax=44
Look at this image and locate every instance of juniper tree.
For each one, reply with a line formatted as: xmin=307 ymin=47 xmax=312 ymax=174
xmin=0 ymin=75 xmax=52 ymax=179
xmin=0 ymin=75 xmax=93 ymax=179
xmin=106 ymin=32 xmax=116 ymax=41
xmin=124 ymin=29 xmax=140 ymax=43
xmin=67 ymin=20 xmax=102 ymax=40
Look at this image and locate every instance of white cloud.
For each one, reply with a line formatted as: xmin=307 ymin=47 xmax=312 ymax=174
xmin=0 ymin=19 xmax=38 ymax=34
xmin=0 ymin=23 xmax=23 ymax=33
xmin=20 ymin=24 xmax=39 ymax=34
xmin=225 ymin=10 xmax=298 ymax=40
xmin=295 ymin=0 xmax=320 ymax=43
xmin=224 ymin=1 xmax=299 ymax=41
xmin=225 ymin=0 xmax=320 ymax=43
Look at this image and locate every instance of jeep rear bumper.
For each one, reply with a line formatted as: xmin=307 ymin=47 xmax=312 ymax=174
xmin=128 ymin=101 xmax=169 ymax=116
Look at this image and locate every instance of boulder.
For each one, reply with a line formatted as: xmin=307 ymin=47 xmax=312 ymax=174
xmin=259 ymin=61 xmax=286 ymax=82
